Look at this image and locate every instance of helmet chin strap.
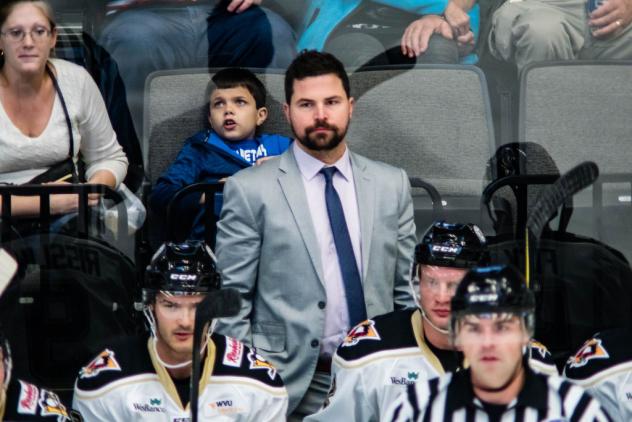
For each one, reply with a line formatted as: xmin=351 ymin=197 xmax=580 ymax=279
xmin=420 ymin=307 xmax=450 ymax=335
xmin=144 ymin=306 xmax=214 ymax=370
xmin=409 ymin=265 xmax=450 ymax=336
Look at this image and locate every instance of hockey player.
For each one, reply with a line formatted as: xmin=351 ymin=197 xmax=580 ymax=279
xmin=0 ymin=333 xmax=82 ymax=421
xmin=0 ymin=249 xmax=80 ymax=421
xmin=306 ymin=222 xmax=556 ymax=421
xmin=72 ymin=241 xmax=288 ymax=421
xmin=387 ymin=265 xmax=612 ymax=421
xmin=564 ymin=327 xmax=632 ymax=421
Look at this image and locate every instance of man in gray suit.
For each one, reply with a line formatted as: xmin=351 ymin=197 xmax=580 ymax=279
xmin=215 ymin=50 xmax=416 ymax=419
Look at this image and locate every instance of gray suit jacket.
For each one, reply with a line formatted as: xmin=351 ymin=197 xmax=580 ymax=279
xmin=215 ymin=147 xmax=416 ymax=413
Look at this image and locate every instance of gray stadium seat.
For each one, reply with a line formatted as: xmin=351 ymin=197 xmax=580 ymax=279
xmin=516 ymin=61 xmax=632 ymax=260
xmin=347 ymin=65 xmax=496 ymax=234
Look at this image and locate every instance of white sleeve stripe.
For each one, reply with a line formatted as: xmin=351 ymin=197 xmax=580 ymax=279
xmin=74 ymin=374 xmax=160 ymax=399
xmin=207 ymin=376 xmax=287 ymax=396
xmin=566 ymin=360 xmax=632 ymax=387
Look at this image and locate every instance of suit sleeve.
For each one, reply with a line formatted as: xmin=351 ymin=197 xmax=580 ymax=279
xmin=214 ymin=176 xmax=261 ymax=344
xmin=394 ymin=168 xmax=416 ymax=310
xmin=305 ymin=356 xmax=380 ymax=422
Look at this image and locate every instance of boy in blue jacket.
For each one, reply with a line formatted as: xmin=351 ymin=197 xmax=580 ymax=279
xmin=151 ymin=68 xmax=292 ymax=239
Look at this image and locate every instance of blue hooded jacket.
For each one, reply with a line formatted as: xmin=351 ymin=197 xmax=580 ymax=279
xmin=150 ymin=130 xmax=292 ymax=239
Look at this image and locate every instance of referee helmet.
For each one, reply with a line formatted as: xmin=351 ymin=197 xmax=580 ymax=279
xmin=450 ymin=264 xmax=535 ymax=336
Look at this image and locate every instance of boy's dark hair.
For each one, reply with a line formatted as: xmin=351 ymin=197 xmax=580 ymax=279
xmin=211 ymin=68 xmax=266 ymax=109
xmin=284 ymin=50 xmax=350 ymax=104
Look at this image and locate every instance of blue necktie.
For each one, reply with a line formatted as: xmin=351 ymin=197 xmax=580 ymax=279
xmin=320 ymin=166 xmax=367 ymax=325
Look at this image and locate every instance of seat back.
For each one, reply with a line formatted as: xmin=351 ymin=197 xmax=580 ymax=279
xmin=347 ymin=65 xmax=496 ymax=234
xmin=517 ymin=61 xmax=632 ymax=261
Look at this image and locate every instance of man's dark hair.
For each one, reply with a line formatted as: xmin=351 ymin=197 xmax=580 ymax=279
xmin=211 ymin=67 xmax=266 ymax=109
xmin=284 ymin=50 xmax=350 ymax=104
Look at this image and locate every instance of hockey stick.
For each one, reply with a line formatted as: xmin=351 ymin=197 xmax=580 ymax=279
xmin=190 ymin=288 xmax=241 ymax=422
xmin=524 ymin=161 xmax=599 ymax=287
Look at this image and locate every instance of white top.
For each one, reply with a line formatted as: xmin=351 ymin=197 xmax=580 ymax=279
xmin=293 ymin=142 xmax=363 ymax=358
xmin=0 ymin=58 xmax=128 ymax=185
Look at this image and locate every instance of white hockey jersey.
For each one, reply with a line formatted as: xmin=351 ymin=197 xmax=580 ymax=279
xmin=73 ymin=333 xmax=287 ymax=421
xmin=306 ymin=309 xmax=558 ymax=422
xmin=564 ymin=327 xmax=632 ymax=421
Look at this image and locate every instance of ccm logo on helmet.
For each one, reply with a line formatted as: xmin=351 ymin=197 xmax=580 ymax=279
xmin=431 ymin=245 xmax=461 ymax=254
xmin=169 ymin=274 xmax=198 ymax=281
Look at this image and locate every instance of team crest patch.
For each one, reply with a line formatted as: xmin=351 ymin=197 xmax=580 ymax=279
xmin=223 ymin=337 xmax=244 ymax=368
xmin=17 ymin=380 xmax=39 ymax=415
xmin=247 ymin=349 xmax=277 ymax=380
xmin=567 ymin=338 xmax=610 ymax=368
xmin=79 ymin=349 xmax=121 ymax=379
xmin=529 ymin=339 xmax=551 ymax=360
xmin=38 ymin=389 xmax=70 ymax=421
xmin=342 ymin=320 xmax=381 ymax=347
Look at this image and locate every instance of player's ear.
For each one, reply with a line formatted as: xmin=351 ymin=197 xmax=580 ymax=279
xmin=256 ymin=107 xmax=268 ymax=126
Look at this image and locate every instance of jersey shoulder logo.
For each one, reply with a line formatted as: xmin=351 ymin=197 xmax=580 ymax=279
xmin=247 ymin=349 xmax=277 ymax=380
xmin=341 ymin=319 xmax=381 ymax=347
xmin=38 ymin=389 xmax=70 ymax=421
xmin=79 ymin=349 xmax=122 ymax=379
xmin=529 ymin=339 xmax=552 ymax=360
xmin=567 ymin=337 xmax=610 ymax=368
xmin=222 ymin=337 xmax=244 ymax=368
xmin=17 ymin=380 xmax=39 ymax=415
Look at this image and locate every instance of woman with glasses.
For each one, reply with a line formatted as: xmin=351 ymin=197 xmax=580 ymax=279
xmin=0 ymin=0 xmax=128 ymax=217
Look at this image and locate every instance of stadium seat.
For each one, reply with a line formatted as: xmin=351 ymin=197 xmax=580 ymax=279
xmin=347 ymin=65 xmax=497 ymax=236
xmin=516 ymin=61 xmax=632 ymax=261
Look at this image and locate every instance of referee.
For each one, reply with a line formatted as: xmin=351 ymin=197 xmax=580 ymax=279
xmin=386 ymin=265 xmax=612 ymax=422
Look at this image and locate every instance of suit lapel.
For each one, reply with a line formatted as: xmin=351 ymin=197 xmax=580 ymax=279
xmin=277 ymin=149 xmax=326 ymax=286
xmin=350 ymin=152 xmax=374 ymax=281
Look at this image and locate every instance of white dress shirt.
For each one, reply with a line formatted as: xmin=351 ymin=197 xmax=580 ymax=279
xmin=293 ymin=142 xmax=363 ymax=358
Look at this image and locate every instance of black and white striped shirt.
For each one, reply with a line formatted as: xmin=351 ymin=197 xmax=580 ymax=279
xmin=387 ymin=367 xmax=612 ymax=422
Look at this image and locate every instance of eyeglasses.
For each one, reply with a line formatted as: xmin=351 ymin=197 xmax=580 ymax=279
xmin=1 ymin=26 xmax=52 ymax=43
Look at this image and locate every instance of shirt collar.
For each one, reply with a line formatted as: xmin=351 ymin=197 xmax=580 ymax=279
xmin=446 ymin=363 xmax=548 ymax=414
xmin=293 ymin=142 xmax=352 ymax=182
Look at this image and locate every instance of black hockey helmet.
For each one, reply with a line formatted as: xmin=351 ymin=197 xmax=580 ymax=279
xmin=450 ymin=265 xmax=535 ymax=334
xmin=415 ymin=221 xmax=487 ymax=269
xmin=143 ymin=240 xmax=221 ymax=303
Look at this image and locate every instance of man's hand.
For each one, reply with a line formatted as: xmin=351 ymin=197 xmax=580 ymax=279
xmin=226 ymin=0 xmax=262 ymax=13
xmin=590 ymin=0 xmax=632 ymax=38
xmin=401 ymin=15 xmax=454 ymax=58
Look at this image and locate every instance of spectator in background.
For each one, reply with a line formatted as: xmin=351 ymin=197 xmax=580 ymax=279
xmin=0 ymin=0 xmax=128 ymax=216
xmin=214 ymin=50 xmax=417 ymax=419
xmin=150 ymin=67 xmax=291 ymax=240
xmin=488 ymin=0 xmax=632 ymax=72
xmin=297 ymin=0 xmax=481 ymax=68
xmin=98 ymin=0 xmax=296 ymax=138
